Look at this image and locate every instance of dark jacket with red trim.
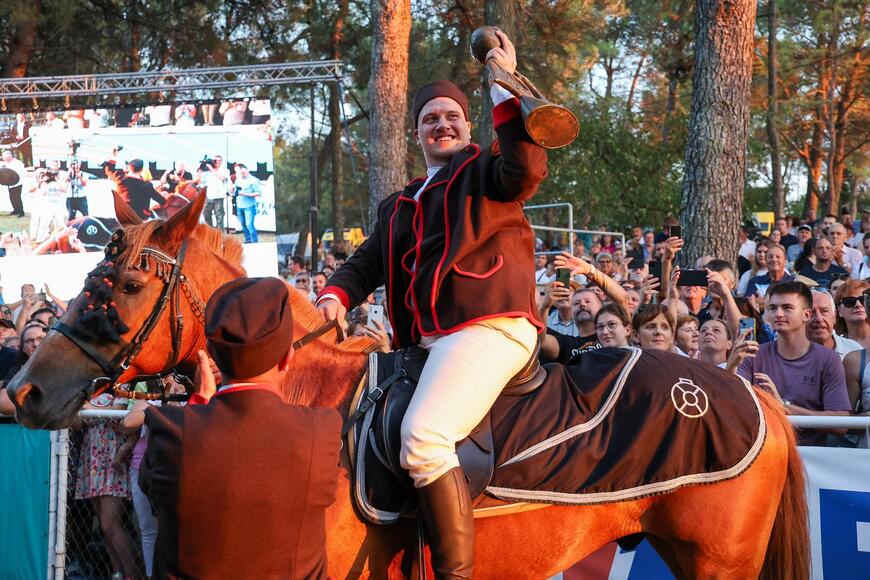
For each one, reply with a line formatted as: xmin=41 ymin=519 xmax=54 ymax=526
xmin=320 ymin=98 xmax=548 ymax=348
xmin=139 ymin=387 xmax=341 ymax=579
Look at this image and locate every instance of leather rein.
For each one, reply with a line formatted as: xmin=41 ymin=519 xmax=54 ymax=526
xmin=52 ymin=239 xmax=204 ymax=402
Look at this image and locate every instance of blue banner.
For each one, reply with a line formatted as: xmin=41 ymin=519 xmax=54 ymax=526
xmin=0 ymin=422 xmax=50 ymax=580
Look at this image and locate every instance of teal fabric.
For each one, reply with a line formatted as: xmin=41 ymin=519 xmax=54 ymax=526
xmin=0 ymin=423 xmax=50 ymax=580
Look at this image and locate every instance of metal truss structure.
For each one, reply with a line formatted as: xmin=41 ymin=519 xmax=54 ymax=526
xmin=0 ymin=61 xmax=343 ymax=105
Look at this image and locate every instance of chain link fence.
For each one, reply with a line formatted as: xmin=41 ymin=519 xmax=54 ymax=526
xmin=54 ymin=412 xmax=149 ymax=580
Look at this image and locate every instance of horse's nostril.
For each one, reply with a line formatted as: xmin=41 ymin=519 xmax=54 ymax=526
xmin=13 ymin=383 xmax=38 ymax=408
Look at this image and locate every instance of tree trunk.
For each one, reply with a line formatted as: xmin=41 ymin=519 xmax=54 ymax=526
xmin=367 ymin=0 xmax=411 ymax=226
xmin=825 ymin=6 xmax=840 ymax=214
xmin=330 ymin=0 xmax=348 ymax=236
xmin=680 ymin=0 xmax=757 ymax=266
xmin=765 ymin=0 xmax=784 ymax=217
xmin=478 ymin=0 xmax=518 ymax=143
xmin=3 ymin=0 xmax=41 ymax=78
xmin=626 ymin=52 xmax=647 ymax=113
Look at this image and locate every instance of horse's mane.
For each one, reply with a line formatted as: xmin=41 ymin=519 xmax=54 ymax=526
xmin=118 ymin=219 xmax=244 ymax=274
xmin=287 ymin=288 xmax=376 ymax=355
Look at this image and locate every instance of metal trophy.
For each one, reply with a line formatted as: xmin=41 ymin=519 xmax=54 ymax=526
xmin=471 ymin=26 xmax=579 ymax=149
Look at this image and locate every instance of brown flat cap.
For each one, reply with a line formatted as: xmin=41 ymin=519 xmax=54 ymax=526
xmin=411 ymin=80 xmax=469 ymax=128
xmin=205 ymin=277 xmax=294 ymax=378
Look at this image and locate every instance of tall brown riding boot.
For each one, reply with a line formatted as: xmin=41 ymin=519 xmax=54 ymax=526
xmin=417 ymin=467 xmax=474 ymax=579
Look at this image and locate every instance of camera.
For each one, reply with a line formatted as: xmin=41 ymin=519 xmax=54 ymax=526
xmin=199 ymin=155 xmax=216 ymax=172
xmin=68 ymin=139 xmax=82 ymax=152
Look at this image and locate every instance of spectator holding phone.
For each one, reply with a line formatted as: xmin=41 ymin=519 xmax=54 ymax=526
xmin=698 ymin=319 xmax=734 ymax=368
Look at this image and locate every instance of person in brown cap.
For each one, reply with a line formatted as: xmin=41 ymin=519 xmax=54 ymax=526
xmin=316 ymin=30 xmax=546 ymax=578
xmin=140 ymin=277 xmax=341 ymax=579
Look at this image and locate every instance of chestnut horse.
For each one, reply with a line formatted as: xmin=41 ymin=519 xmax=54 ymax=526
xmin=8 ymin=193 xmax=809 ymax=579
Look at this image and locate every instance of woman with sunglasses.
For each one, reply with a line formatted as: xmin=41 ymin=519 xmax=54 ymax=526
xmin=835 ymin=280 xmax=870 ymax=348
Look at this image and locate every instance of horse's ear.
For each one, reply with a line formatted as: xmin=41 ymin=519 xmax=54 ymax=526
xmin=164 ymin=189 xmax=206 ymax=245
xmin=113 ymin=190 xmax=143 ymax=226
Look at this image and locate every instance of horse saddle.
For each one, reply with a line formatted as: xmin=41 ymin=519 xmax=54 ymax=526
xmin=349 ymin=345 xmax=545 ymax=525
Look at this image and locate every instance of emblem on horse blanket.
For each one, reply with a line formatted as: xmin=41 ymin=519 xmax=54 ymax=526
xmin=350 ymin=346 xmax=765 ymax=524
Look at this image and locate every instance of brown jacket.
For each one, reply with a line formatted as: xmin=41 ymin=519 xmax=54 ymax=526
xmin=140 ymin=387 xmax=341 ymax=579
xmin=321 ymin=98 xmax=548 ymax=348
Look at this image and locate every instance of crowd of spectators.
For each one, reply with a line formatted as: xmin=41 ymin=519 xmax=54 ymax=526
xmin=4 ymin=208 xmax=870 ymax=576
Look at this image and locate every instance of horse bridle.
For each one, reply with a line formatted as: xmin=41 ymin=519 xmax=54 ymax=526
xmin=52 ymin=238 xmax=204 ymax=401
xmin=51 ymin=235 xmax=346 ymax=403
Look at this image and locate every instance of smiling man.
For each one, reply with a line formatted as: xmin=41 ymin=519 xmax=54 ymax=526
xmin=315 ymin=31 xmax=547 ymax=578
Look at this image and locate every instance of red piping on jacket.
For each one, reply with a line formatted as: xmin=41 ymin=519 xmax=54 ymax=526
xmin=452 ymin=255 xmax=504 ymax=279
xmin=429 ymin=145 xmax=481 ymax=333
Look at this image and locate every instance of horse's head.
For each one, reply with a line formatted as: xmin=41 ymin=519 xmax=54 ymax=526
xmin=8 ymin=191 xmax=245 ymax=429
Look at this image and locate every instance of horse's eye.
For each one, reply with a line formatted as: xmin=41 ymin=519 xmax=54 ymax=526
xmin=122 ymin=282 xmax=143 ymax=294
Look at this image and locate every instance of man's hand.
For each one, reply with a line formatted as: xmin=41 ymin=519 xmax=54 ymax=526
xmin=316 ymin=297 xmax=348 ymax=331
xmin=661 ymin=236 xmax=684 ymax=261
xmin=193 ymin=350 xmax=218 ymax=402
xmin=725 ymin=329 xmax=758 ymax=373
xmin=546 ymin=281 xmax=571 ymax=306
xmin=706 ymin=269 xmax=729 ymax=298
xmin=554 ymin=251 xmax=592 ymax=277
xmin=485 ymin=29 xmax=517 ymax=75
xmin=356 ymin=319 xmax=391 ymax=353
xmin=754 ymin=372 xmax=783 ymax=404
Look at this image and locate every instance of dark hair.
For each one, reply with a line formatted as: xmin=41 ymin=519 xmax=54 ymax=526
xmin=289 ymin=256 xmax=305 ymax=267
xmin=766 ymin=281 xmax=813 ymax=309
xmin=794 ymin=238 xmax=817 ymax=273
xmin=825 ymin=214 xmax=838 ymax=220
xmin=631 ymin=304 xmax=675 ymax=333
xmin=706 ymin=259 xmax=733 ymax=275
xmin=595 ymin=303 xmax=631 ymax=327
xmin=29 ymin=307 xmax=55 ymax=321
xmin=235 ymin=163 xmax=247 ymax=170
xmin=700 ymin=317 xmax=732 ymax=341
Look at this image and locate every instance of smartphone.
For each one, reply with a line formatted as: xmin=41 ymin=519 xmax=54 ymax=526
xmin=556 ymin=268 xmax=572 ymax=287
xmin=367 ymin=304 xmax=384 ymax=330
xmin=669 ymin=225 xmax=682 ymax=238
xmin=648 ymin=260 xmax=663 ymax=282
xmin=627 ymin=256 xmax=645 ymax=270
xmin=739 ymin=317 xmax=756 ymax=342
xmin=677 ymin=269 xmax=708 ymax=287
xmin=36 ymin=292 xmax=47 ymax=301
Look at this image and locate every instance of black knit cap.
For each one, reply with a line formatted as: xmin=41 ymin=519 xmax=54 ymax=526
xmin=127 ymin=158 xmax=144 ymax=172
xmin=411 ymin=80 xmax=469 ymax=128
xmin=205 ymin=277 xmax=294 ymax=378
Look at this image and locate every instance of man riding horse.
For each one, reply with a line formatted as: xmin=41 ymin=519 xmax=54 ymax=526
xmin=317 ymin=30 xmax=547 ymax=578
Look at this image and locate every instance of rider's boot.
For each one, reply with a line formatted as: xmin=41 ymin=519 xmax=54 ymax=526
xmin=417 ymin=467 xmax=474 ymax=579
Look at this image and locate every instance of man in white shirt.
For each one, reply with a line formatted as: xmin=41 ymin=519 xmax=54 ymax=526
xmin=195 ymin=155 xmax=229 ymax=229
xmin=828 ymin=223 xmax=863 ymax=274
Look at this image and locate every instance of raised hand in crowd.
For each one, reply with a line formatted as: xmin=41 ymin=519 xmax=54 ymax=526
xmin=706 ymin=269 xmax=740 ymax=340
xmin=540 ymin=280 xmax=572 ymax=318
xmin=554 ymin=251 xmax=593 ymax=277
xmin=640 ymin=275 xmax=660 ymax=304
xmin=725 ymin=329 xmax=759 ymax=374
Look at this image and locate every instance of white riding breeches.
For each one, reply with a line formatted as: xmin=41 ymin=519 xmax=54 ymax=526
xmin=399 ymin=316 xmax=538 ymax=487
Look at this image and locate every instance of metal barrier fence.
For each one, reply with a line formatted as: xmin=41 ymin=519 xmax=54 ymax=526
xmin=49 ymin=410 xmax=148 ymax=580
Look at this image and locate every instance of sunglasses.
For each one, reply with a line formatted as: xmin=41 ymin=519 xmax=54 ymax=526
xmin=839 ymin=296 xmax=866 ymax=309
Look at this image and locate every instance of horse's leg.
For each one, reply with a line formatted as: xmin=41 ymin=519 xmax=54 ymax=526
xmin=642 ymin=404 xmax=788 ymax=579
